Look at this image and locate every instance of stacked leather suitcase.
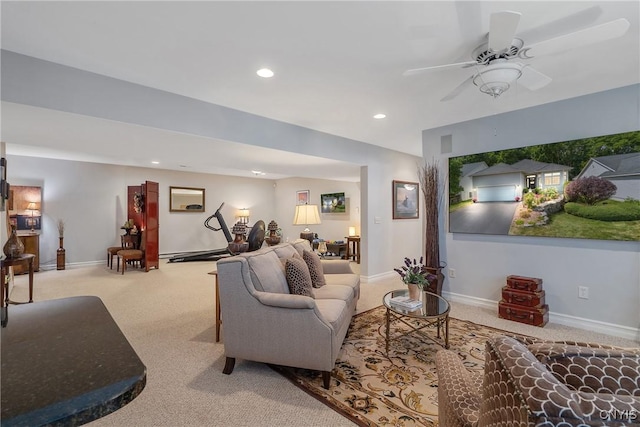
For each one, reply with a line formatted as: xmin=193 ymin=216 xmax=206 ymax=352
xmin=498 ymin=275 xmax=549 ymax=327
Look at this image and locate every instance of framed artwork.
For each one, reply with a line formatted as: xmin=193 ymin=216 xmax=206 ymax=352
xmin=393 ymin=180 xmax=419 ymax=219
xmin=320 ymin=192 xmax=346 ymax=213
xmin=448 ymin=130 xmax=640 ymax=241
xmin=8 ymin=185 xmax=42 ymax=231
xmin=296 ymin=190 xmax=309 ymax=205
xmin=169 ymin=186 xmax=205 ymax=212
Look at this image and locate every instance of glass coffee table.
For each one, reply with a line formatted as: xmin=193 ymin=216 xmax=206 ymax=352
xmin=383 ymin=289 xmax=450 ymax=352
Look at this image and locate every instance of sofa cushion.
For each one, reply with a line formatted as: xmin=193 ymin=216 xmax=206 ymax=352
xmin=247 ymin=251 xmax=289 ymax=294
xmin=324 ymin=273 xmax=359 ymax=299
xmin=273 ymin=244 xmax=298 ymax=259
xmin=303 ymin=250 xmax=326 ymax=288
xmin=314 ymin=299 xmax=349 ymax=332
xmin=285 ymin=257 xmax=315 ymax=298
xmin=292 ymin=239 xmax=311 ymax=256
xmin=313 ymin=284 xmax=353 ymax=303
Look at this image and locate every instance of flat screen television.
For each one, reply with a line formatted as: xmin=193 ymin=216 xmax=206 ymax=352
xmin=320 ymin=192 xmax=346 ymax=214
xmin=448 ymin=130 xmax=640 ymax=242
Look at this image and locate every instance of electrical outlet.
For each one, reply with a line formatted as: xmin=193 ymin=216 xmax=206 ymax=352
xmin=578 ymin=286 xmax=589 ymax=299
xmin=448 ymin=268 xmax=456 ymax=278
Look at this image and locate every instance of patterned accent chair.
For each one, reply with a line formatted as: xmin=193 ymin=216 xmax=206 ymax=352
xmin=436 ymin=336 xmax=640 ymax=426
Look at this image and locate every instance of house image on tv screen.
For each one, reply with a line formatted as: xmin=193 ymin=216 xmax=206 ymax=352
xmin=463 ymin=159 xmax=572 ymax=203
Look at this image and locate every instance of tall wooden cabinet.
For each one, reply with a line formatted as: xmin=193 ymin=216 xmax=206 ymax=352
xmin=14 ymin=233 xmax=39 ymax=274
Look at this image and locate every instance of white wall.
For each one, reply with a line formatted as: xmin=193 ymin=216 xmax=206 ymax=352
xmin=274 ymin=177 xmax=360 ymax=243
xmin=423 ymin=85 xmax=640 ymax=336
xmin=7 ymin=155 xmax=277 ymax=266
xmin=7 ymin=155 xmax=369 ymax=269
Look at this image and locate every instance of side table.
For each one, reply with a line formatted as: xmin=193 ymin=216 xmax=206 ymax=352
xmin=346 ymin=236 xmax=361 ymax=264
xmin=208 ymin=270 xmax=221 ymax=342
xmin=1 ymin=254 xmax=35 ymax=306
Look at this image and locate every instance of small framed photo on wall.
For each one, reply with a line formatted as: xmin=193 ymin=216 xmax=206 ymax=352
xmin=393 ymin=180 xmax=419 ymax=219
xmin=296 ymin=190 xmax=310 ymax=205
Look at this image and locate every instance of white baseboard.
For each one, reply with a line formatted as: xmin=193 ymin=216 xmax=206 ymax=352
xmin=443 ymin=291 xmax=640 ymax=342
xmin=361 ymin=271 xmax=396 ymax=284
xmin=40 ymin=260 xmax=104 ymax=271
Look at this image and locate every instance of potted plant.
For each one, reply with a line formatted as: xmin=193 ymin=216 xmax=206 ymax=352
xmin=394 ymin=257 xmax=437 ymax=300
xmin=121 ymin=219 xmax=135 ymax=235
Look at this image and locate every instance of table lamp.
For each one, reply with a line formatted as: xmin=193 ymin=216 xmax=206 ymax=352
xmin=27 ymin=202 xmax=38 ymax=232
xmin=237 ymin=208 xmax=250 ymax=225
xmin=293 ymin=204 xmax=321 ymax=245
xmin=348 ymin=226 xmax=357 ymax=237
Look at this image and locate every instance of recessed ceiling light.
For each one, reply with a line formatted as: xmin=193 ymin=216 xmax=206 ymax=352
xmin=251 ymin=170 xmax=266 ymax=176
xmin=373 ymin=113 xmax=386 ymax=119
xmin=256 ymin=68 xmax=274 ymax=78
xmin=151 ymin=161 xmax=160 ymax=165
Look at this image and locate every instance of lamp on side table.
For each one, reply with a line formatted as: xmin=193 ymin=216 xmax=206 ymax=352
xmin=293 ymin=204 xmax=321 ymax=246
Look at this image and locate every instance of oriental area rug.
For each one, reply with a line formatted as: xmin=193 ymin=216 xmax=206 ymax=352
xmin=272 ymin=306 xmax=512 ymax=427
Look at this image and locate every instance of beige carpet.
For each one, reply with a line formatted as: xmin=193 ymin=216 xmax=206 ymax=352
xmin=6 ymin=261 xmax=638 ymax=426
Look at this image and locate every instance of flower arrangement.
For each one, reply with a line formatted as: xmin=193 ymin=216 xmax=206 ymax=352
xmin=394 ymin=257 xmax=436 ymax=290
xmin=121 ymin=219 xmax=135 ymax=231
xmin=57 ymin=219 xmax=65 ymax=238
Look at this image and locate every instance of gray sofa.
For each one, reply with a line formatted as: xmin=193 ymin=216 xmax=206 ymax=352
xmin=216 ymin=240 xmax=360 ymax=388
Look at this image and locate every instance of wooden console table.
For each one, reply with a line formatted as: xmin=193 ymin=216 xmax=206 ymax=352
xmin=1 ymin=254 xmax=35 ymax=306
xmin=1 ymin=296 xmax=146 ymax=426
xmin=13 ymin=233 xmax=39 ymax=274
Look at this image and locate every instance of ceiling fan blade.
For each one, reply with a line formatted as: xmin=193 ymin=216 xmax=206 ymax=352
xmin=441 ymin=75 xmax=474 ymax=102
xmin=488 ymin=11 xmax=522 ymax=52
xmin=525 ymin=18 xmax=630 ymax=58
xmin=403 ymin=61 xmax=478 ymax=76
xmin=516 ymin=6 xmax=602 ymax=46
xmin=518 ymin=66 xmax=552 ymax=91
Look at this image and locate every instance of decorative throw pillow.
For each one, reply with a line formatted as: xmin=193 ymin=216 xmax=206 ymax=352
xmin=303 ymin=249 xmax=326 ymax=288
xmin=285 ymin=257 xmax=314 ymax=298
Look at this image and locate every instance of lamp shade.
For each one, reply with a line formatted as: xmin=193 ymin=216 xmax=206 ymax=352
xmin=293 ymin=204 xmax=321 ymax=226
xmin=238 ymin=208 xmax=250 ymax=218
xmin=348 ymin=226 xmax=356 ymax=237
xmin=26 ymin=202 xmax=38 ymax=211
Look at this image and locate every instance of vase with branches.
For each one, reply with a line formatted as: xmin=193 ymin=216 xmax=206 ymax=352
xmin=418 ymin=159 xmax=446 ymax=295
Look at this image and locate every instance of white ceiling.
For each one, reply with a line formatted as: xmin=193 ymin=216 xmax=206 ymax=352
xmin=1 ymin=1 xmax=639 ymax=181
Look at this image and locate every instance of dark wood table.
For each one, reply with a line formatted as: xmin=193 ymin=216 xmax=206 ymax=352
xmin=1 ymin=254 xmax=35 ymax=306
xmin=1 ymin=296 xmax=146 ymax=426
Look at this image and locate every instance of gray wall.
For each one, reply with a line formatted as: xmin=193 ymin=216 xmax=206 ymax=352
xmin=423 ymin=84 xmax=640 ymax=336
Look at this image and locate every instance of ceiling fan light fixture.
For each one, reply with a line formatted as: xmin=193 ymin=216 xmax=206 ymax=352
xmin=473 ymin=60 xmax=523 ymax=98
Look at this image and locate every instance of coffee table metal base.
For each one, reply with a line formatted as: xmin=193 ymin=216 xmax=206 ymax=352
xmin=385 ymin=308 xmax=449 ymax=351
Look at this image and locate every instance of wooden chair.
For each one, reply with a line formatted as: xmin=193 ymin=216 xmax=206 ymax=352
xmin=107 ymin=246 xmax=121 ymax=269
xmin=117 ymin=232 xmax=145 ymax=274
xmin=108 ymin=234 xmax=138 ymax=269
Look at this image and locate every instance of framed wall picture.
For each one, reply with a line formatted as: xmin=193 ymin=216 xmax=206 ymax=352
xmin=8 ymin=185 xmax=43 ymax=231
xmin=320 ymin=192 xmax=346 ymax=213
xmin=169 ymin=186 xmax=205 ymax=212
xmin=393 ymin=180 xmax=419 ymax=219
xmin=296 ymin=190 xmax=309 ymax=205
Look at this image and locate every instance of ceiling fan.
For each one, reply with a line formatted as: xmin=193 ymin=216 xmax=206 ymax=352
xmin=403 ymin=11 xmax=630 ymax=101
